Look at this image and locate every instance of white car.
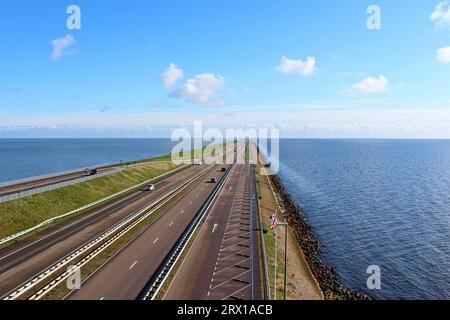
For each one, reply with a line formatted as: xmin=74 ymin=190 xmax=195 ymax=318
xmin=145 ymin=184 xmax=155 ymax=191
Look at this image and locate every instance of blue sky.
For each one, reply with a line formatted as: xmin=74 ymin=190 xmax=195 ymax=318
xmin=1 ymin=0 xmax=450 ymax=138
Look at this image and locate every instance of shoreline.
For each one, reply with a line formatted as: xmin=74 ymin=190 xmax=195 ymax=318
xmin=269 ymin=173 xmax=370 ymax=300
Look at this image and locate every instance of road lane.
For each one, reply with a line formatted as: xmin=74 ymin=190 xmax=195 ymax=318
xmin=67 ymin=164 xmax=231 ymax=300
xmin=0 ymin=164 xmax=208 ymax=297
xmin=165 ymin=164 xmax=263 ymax=300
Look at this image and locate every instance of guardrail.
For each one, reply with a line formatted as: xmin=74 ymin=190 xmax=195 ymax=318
xmin=0 ymin=165 xmax=189 ymax=246
xmin=2 ymin=165 xmax=208 ymax=300
xmin=140 ymin=164 xmax=234 ymax=300
xmin=253 ymin=163 xmax=272 ymax=300
xmin=0 ymin=164 xmax=113 ymax=188
xmin=0 ymin=168 xmax=125 ymax=204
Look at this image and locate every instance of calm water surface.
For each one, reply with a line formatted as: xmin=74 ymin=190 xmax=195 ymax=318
xmin=277 ymin=139 xmax=450 ymax=299
xmin=1 ymin=138 xmax=449 ymax=299
xmin=0 ymin=139 xmax=177 ymax=183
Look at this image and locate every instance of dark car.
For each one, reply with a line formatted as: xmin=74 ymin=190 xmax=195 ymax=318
xmin=83 ymin=168 xmax=98 ymax=176
xmin=211 ymin=177 xmax=218 ymax=183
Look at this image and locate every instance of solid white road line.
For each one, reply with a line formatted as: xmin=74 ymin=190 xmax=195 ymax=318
xmin=0 ymin=266 xmax=16 ymax=277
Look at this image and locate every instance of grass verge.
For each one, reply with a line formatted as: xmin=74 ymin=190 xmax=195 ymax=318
xmin=256 ymin=160 xmax=323 ymax=300
xmin=37 ymin=166 xmax=214 ymax=300
xmin=255 ymin=164 xmax=285 ymax=300
xmin=0 ymin=161 xmax=180 ymax=240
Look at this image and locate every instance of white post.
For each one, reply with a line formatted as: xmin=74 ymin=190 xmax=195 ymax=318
xmin=274 ymin=224 xmax=278 ymax=300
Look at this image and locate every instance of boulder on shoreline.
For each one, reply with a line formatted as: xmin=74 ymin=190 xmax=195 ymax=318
xmin=269 ymin=174 xmax=370 ymax=300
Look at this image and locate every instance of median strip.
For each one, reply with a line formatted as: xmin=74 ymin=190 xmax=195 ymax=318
xmin=0 ymin=164 xmax=189 ymax=246
xmin=141 ymin=164 xmax=235 ymax=300
xmin=2 ymin=166 xmax=211 ymax=300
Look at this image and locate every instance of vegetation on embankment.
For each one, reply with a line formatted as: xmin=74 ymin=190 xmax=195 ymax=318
xmin=97 ymin=148 xmax=198 ymax=169
xmin=256 ymin=163 xmax=323 ymax=300
xmin=0 ymin=161 xmax=180 ymax=240
xmin=255 ymin=144 xmax=368 ymax=300
xmin=268 ymin=174 xmax=369 ymax=300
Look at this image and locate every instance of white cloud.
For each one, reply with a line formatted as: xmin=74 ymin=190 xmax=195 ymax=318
xmin=161 ymin=63 xmax=184 ymax=88
xmin=171 ymin=73 xmax=226 ymax=106
xmin=3 ymin=108 xmax=450 ymax=139
xmin=276 ymin=56 xmax=316 ymax=76
xmin=346 ymin=75 xmax=389 ymax=95
xmin=437 ymin=46 xmax=450 ymax=63
xmin=430 ymin=2 xmax=450 ymax=29
xmin=50 ymin=34 xmax=75 ymax=60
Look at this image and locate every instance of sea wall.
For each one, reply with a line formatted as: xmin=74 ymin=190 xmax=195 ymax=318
xmin=269 ymin=174 xmax=370 ymax=300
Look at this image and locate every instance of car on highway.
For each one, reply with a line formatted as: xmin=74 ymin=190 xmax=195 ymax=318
xmin=145 ymin=184 xmax=155 ymax=191
xmin=83 ymin=168 xmax=98 ymax=176
xmin=221 ymin=167 xmax=226 ymax=172
xmin=211 ymin=177 xmax=217 ymax=183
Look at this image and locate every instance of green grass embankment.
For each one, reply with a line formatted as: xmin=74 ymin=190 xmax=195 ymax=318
xmin=0 ymin=161 xmax=179 ymax=240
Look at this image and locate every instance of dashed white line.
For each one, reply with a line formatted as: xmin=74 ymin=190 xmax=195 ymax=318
xmin=129 ymin=260 xmax=138 ymax=270
xmin=100 ymin=297 xmax=104 ymax=301
xmin=169 ymin=221 xmax=174 ymax=226
xmin=153 ymin=237 xmax=159 ymax=244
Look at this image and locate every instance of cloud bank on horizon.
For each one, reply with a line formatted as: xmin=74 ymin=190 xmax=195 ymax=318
xmin=0 ymin=0 xmax=449 ymax=138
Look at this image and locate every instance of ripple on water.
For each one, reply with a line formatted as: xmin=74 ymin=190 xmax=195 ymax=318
xmin=276 ymin=139 xmax=450 ymax=299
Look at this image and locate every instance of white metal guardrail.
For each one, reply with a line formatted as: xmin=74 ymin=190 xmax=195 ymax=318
xmin=0 ymin=164 xmax=113 ymax=188
xmin=0 ymin=165 xmax=189 ymax=246
xmin=141 ymin=164 xmax=234 ymax=300
xmin=2 ymin=165 xmax=208 ymax=300
xmin=254 ymin=162 xmax=272 ymax=300
xmin=0 ymin=168 xmax=125 ymax=204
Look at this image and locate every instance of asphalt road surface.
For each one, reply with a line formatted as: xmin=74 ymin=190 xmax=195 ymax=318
xmin=0 ymin=167 xmax=119 ymax=198
xmin=165 ymin=164 xmax=263 ymax=300
xmin=67 ymin=164 xmax=231 ymax=300
xmin=0 ymin=164 xmax=207 ymax=297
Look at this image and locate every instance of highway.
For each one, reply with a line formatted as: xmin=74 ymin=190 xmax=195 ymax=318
xmin=0 ymin=167 xmax=118 ymax=198
xmin=0 ymin=142 xmax=262 ymax=301
xmin=164 ymin=164 xmax=263 ymax=300
xmin=0 ymin=163 xmax=209 ymax=298
xmin=67 ymin=164 xmax=231 ymax=300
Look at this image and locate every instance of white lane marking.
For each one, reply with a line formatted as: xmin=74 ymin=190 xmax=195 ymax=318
xmin=0 ymin=266 xmax=16 ymax=277
xmin=153 ymin=237 xmax=159 ymax=244
xmin=100 ymin=297 xmax=104 ymax=300
xmin=212 ymin=223 xmax=219 ymax=234
xmin=169 ymin=221 xmax=174 ymax=227
xmin=129 ymin=260 xmax=138 ymax=270
xmin=180 ymin=210 xmax=185 ymax=214
xmin=196 ymin=194 xmax=199 ymax=197
xmin=189 ymin=201 xmax=192 ymax=205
